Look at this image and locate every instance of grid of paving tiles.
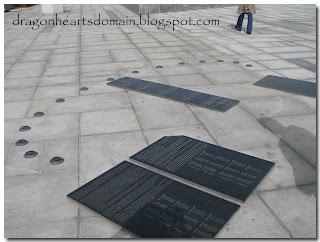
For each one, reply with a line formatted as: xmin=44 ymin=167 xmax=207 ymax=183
xmin=4 ymin=4 xmax=316 ymax=238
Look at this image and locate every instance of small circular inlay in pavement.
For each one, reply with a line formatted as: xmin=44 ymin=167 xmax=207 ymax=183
xmin=132 ymin=70 xmax=139 ymax=74
xmin=33 ymin=112 xmax=44 ymax=117
xmin=106 ymin=78 xmax=114 ymax=81
xmin=24 ymin=150 xmax=38 ymax=158
xmin=19 ymin=126 xmax=31 ymax=132
xmin=246 ymin=64 xmax=253 ymax=67
xmin=156 ymin=65 xmax=163 ymax=68
xmin=178 ymin=62 xmax=185 ymax=65
xmin=233 ymin=61 xmax=240 ymax=64
xmin=50 ymin=156 xmax=64 ymax=165
xmin=55 ymin=98 xmax=65 ymax=103
xmin=80 ymin=87 xmax=89 ymax=91
xmin=199 ymin=60 xmax=206 ymax=63
xmin=15 ymin=139 xmax=28 ymax=146
xmin=218 ymin=60 xmax=224 ymax=62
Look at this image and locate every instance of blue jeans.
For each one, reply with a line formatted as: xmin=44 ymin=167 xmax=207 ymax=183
xmin=236 ymin=12 xmax=253 ymax=33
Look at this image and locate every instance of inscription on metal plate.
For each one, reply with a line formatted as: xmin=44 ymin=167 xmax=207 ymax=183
xmin=131 ymin=136 xmax=275 ymax=202
xmin=254 ymin=75 xmax=316 ymax=97
xmin=67 ymin=161 xmax=239 ymax=238
xmin=108 ymin=77 xmax=239 ymax=112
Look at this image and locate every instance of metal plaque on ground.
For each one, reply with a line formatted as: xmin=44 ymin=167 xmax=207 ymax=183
xmin=253 ymin=75 xmax=316 ymax=97
xmin=67 ymin=161 xmax=239 ymax=238
xmin=107 ymin=77 xmax=239 ymax=112
xmin=131 ymin=136 xmax=275 ymax=202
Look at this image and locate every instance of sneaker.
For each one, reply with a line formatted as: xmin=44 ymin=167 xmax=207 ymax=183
xmin=235 ymin=26 xmax=241 ymax=31
xmin=247 ymin=32 xmax=251 ymax=34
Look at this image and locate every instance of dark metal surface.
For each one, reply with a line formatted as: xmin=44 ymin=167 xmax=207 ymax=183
xmin=50 ymin=156 xmax=64 ymax=165
xmin=254 ymin=75 xmax=316 ymax=97
xmin=15 ymin=139 xmax=28 ymax=146
xmin=80 ymin=87 xmax=89 ymax=91
xmin=24 ymin=150 xmax=38 ymax=158
xmin=108 ymin=77 xmax=239 ymax=112
xmin=131 ymin=136 xmax=275 ymax=202
xmin=287 ymin=59 xmax=316 ymax=73
xmin=55 ymin=98 xmax=65 ymax=103
xmin=105 ymin=10 xmax=121 ymax=20
xmin=67 ymin=161 xmax=239 ymax=238
xmin=33 ymin=112 xmax=44 ymax=117
xmin=19 ymin=126 xmax=31 ymax=132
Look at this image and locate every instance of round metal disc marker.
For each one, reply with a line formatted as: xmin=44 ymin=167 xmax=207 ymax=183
xmin=19 ymin=126 xmax=31 ymax=132
xmin=50 ymin=156 xmax=65 ymax=165
xmin=80 ymin=87 xmax=89 ymax=91
xmin=55 ymin=98 xmax=65 ymax=103
xmin=34 ymin=112 xmax=44 ymax=117
xmin=15 ymin=139 xmax=28 ymax=146
xmin=24 ymin=150 xmax=38 ymax=158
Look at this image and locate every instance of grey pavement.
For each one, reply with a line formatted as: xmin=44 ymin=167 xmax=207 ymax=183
xmin=4 ymin=4 xmax=316 ymax=238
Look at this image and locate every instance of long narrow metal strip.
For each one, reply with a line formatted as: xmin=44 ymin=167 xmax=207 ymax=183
xmin=287 ymin=59 xmax=316 ymax=73
xmin=105 ymin=10 xmax=121 ymax=20
xmin=107 ymin=77 xmax=239 ymax=112
xmin=254 ymin=75 xmax=316 ymax=98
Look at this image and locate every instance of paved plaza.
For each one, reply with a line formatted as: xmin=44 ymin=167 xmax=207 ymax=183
xmin=4 ymin=4 xmax=316 ymax=238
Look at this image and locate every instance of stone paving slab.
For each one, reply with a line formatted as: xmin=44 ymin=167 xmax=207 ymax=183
xmin=260 ymin=185 xmax=316 ymax=238
xmin=240 ymin=142 xmax=316 ymax=191
xmin=4 ymin=171 xmax=78 ymax=228
xmin=4 ymin=101 xmax=31 ymax=120
xmin=216 ymin=195 xmax=291 ymax=238
xmin=26 ymin=93 xmax=131 ymax=117
xmin=79 ymin=131 xmax=148 ymax=185
xmin=129 ymin=91 xmax=200 ymax=130
xmin=4 ymin=3 xmax=316 ymax=239
xmin=80 ymin=109 xmax=141 ymax=136
xmin=260 ymin=114 xmax=316 ymax=167
xmin=5 ymin=220 xmax=78 ymax=238
xmin=4 ymin=114 xmax=79 ymax=143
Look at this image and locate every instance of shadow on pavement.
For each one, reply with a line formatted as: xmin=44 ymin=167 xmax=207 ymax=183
xmin=259 ymin=117 xmax=316 ymax=197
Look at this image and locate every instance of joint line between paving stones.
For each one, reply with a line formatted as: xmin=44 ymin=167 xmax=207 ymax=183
xmin=161 ymin=10 xmax=315 ymax=75
xmin=5 ymin=9 xmax=48 ymax=119
xmin=108 ymin=5 xmax=223 ymax=146
xmin=99 ymin=4 xmax=150 ymax=147
xmin=23 ymin=8 xmax=76 ymax=117
xmin=257 ymin=182 xmax=316 ymax=194
xmin=76 ymin=4 xmax=83 ymax=239
xmin=256 ymin=192 xmax=294 ymax=238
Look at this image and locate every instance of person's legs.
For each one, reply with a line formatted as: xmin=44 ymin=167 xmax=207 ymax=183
xmin=235 ymin=13 xmax=245 ymax=31
xmin=247 ymin=12 xmax=253 ymax=34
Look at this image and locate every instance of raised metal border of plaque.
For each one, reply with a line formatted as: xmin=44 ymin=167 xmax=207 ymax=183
xmin=253 ymin=75 xmax=316 ymax=97
xmin=130 ymin=136 xmax=275 ymax=202
xmin=107 ymin=77 xmax=240 ymax=112
xmin=67 ymin=161 xmax=240 ymax=238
